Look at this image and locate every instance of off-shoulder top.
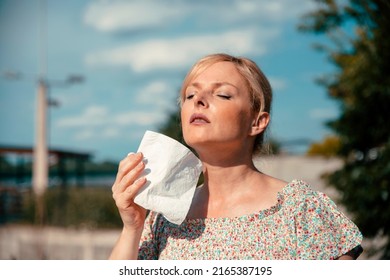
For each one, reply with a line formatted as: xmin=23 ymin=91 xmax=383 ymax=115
xmin=138 ymin=179 xmax=363 ymax=260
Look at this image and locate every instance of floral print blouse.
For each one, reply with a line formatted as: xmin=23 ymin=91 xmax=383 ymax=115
xmin=138 ymin=179 xmax=363 ymax=260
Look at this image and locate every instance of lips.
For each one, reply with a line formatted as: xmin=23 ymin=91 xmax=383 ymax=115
xmin=190 ymin=113 xmax=210 ymax=124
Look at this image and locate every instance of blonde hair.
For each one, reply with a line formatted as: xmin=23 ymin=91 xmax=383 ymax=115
xmin=180 ymin=53 xmax=273 ymax=155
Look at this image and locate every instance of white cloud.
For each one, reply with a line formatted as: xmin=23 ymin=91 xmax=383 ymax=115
xmin=83 ymin=0 xmax=315 ymax=73
xmin=74 ymin=129 xmax=95 ymax=140
xmin=101 ymin=127 xmax=120 ymax=138
xmin=56 ymin=104 xmax=165 ymax=140
xmin=73 ymin=126 xmax=120 ymax=140
xmin=56 ymin=105 xmax=109 ymax=127
xmin=84 ymin=1 xmax=187 ymax=32
xmin=86 ymin=28 xmax=275 ymax=72
xmin=309 ymin=108 xmax=338 ymax=120
xmin=114 ymin=111 xmax=162 ymax=126
xmin=135 ymin=80 xmax=179 ymax=111
xmin=57 ymin=105 xmax=162 ymax=127
xmin=269 ymin=77 xmax=287 ymax=91
xmin=84 ymin=0 xmax=314 ymax=33
xmin=136 ymin=81 xmax=171 ymax=103
xmin=55 ymin=90 xmax=93 ymax=107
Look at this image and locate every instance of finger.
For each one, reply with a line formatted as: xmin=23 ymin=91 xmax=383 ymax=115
xmin=126 ymin=177 xmax=147 ymax=196
xmin=116 ymin=160 xmax=145 ymax=193
xmin=116 ymin=152 xmax=143 ymax=182
xmin=114 ymin=152 xmax=143 ymax=186
xmin=114 ymin=177 xmax=147 ymax=208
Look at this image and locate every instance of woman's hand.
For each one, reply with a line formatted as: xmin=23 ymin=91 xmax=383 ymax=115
xmin=112 ymin=152 xmax=147 ymax=232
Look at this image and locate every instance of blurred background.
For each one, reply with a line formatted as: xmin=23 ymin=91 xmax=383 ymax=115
xmin=0 ymin=0 xmax=389 ymax=259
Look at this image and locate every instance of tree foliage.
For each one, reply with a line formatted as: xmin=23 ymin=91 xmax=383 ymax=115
xmin=158 ymin=110 xmax=185 ymax=146
xmin=306 ymin=135 xmax=341 ymax=158
xmin=299 ymin=0 xmax=390 ymax=258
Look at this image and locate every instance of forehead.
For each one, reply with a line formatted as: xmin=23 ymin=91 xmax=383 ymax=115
xmin=189 ymin=61 xmax=245 ymax=86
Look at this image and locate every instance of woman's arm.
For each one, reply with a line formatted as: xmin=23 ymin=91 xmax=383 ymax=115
xmin=336 ymin=245 xmax=363 ymax=260
xmin=337 ymin=254 xmax=354 ymax=260
xmin=109 ymin=152 xmax=148 ymax=260
xmin=109 ymin=227 xmax=144 ymax=260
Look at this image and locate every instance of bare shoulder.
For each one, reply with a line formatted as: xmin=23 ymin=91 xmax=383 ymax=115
xmin=260 ymin=173 xmax=289 ymax=193
xmin=246 ymin=173 xmax=289 ymax=211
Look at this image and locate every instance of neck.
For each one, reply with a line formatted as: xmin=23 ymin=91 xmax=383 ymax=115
xmin=197 ymin=147 xmax=259 ymax=200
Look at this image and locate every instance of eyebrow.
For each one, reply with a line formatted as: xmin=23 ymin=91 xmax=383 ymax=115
xmin=188 ymin=82 xmax=239 ymax=90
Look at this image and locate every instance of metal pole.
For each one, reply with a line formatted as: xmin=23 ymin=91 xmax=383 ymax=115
xmin=32 ymin=79 xmax=48 ymax=196
xmin=33 ymin=0 xmax=48 ymax=197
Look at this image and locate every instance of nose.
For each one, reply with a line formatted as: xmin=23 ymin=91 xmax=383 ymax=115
xmin=193 ymin=91 xmax=209 ymax=108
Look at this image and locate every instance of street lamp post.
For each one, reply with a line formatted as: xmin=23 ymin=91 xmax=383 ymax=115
xmin=32 ymin=79 xmax=48 ymax=197
xmin=32 ymin=75 xmax=84 ymax=197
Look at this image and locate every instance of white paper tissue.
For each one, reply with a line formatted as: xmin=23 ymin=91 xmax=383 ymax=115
xmin=134 ymin=130 xmax=202 ymax=225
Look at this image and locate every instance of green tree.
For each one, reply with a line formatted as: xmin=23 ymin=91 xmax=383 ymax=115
xmin=299 ymin=0 xmax=390 ymax=258
xmin=158 ymin=110 xmax=185 ymax=146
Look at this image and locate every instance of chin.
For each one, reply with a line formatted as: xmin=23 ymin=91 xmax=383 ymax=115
xmin=183 ymin=133 xmax=208 ymax=148
xmin=184 ymin=136 xmax=221 ymax=154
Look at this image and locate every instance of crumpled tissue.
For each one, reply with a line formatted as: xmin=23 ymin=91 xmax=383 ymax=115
xmin=134 ymin=130 xmax=202 ymax=225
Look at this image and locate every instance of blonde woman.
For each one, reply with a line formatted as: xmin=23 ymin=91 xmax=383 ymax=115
xmin=110 ymin=53 xmax=363 ymax=260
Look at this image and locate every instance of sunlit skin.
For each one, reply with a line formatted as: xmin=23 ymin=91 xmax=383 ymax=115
xmin=181 ymin=61 xmax=258 ymax=161
xmin=180 ymin=61 xmax=287 ymax=220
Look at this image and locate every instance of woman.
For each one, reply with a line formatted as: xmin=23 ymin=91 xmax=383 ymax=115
xmin=110 ymin=53 xmax=363 ymax=260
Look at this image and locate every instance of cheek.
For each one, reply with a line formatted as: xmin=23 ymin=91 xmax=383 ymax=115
xmin=218 ymin=105 xmax=252 ymax=124
xmin=180 ymin=105 xmax=190 ymax=130
xmin=221 ymin=108 xmax=254 ymax=134
xmin=180 ymin=103 xmax=188 ymax=121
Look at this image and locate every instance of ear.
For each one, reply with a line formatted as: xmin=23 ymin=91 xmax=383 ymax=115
xmin=250 ymin=112 xmax=270 ymax=136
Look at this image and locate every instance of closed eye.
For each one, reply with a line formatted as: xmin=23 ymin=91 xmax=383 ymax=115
xmin=185 ymin=93 xmax=195 ymax=100
xmin=217 ymin=94 xmax=231 ymax=100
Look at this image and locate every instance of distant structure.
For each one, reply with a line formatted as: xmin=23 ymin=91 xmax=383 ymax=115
xmin=0 ymin=145 xmax=91 ymax=187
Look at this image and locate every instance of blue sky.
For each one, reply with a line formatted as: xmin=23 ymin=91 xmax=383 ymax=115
xmin=0 ymin=0 xmax=339 ymax=162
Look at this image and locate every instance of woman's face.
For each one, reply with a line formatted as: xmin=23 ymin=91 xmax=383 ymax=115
xmin=181 ymin=61 xmax=256 ymax=154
